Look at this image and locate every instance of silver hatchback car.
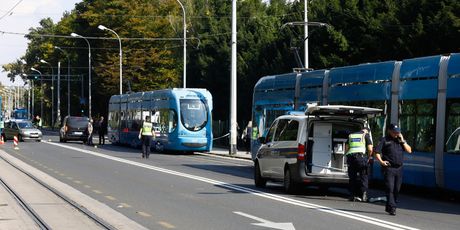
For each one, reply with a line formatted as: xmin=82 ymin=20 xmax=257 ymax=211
xmin=2 ymin=120 xmax=42 ymax=142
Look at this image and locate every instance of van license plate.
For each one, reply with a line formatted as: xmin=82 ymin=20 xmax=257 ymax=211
xmin=75 ymin=132 xmax=83 ymax=135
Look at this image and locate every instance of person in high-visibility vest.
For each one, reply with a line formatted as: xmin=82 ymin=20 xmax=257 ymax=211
xmin=138 ymin=116 xmax=155 ymax=159
xmin=345 ymin=127 xmax=373 ymax=202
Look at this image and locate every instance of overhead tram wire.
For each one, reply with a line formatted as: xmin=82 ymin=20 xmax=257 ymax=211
xmin=0 ymin=30 xmax=208 ymax=42
xmin=0 ymin=0 xmax=24 ymax=22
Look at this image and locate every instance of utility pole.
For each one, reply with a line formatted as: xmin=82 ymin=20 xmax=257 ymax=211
xmin=304 ymin=0 xmax=309 ymax=69
xmin=57 ymin=61 xmax=61 ymax=125
xmin=230 ymin=0 xmax=237 ymax=155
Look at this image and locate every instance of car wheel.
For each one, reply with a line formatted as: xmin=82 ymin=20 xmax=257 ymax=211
xmin=254 ymin=162 xmax=267 ymax=188
xmin=284 ymin=167 xmax=299 ymax=194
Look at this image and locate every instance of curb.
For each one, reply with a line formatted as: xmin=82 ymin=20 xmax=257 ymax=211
xmin=200 ymin=152 xmax=253 ymax=161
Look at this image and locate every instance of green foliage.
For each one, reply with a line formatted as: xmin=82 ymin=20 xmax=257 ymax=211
xmin=3 ymin=0 xmax=460 ymax=123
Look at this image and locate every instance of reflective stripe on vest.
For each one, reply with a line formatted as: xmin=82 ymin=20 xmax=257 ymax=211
xmin=347 ymin=133 xmax=366 ymax=155
xmin=141 ymin=122 xmax=153 ymax=136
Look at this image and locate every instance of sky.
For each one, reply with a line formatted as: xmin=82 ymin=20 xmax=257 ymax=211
xmin=0 ymin=0 xmax=82 ymax=86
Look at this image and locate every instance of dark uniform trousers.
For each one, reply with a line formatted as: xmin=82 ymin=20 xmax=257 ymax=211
xmin=142 ymin=135 xmax=153 ymax=158
xmin=383 ymin=165 xmax=403 ymax=211
xmin=347 ymin=153 xmax=368 ymax=197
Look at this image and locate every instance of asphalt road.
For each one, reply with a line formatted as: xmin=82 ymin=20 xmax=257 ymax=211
xmin=1 ymin=135 xmax=459 ymax=230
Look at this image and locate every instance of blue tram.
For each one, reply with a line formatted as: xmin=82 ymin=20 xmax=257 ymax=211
xmin=108 ymin=88 xmax=213 ymax=152
xmin=252 ymin=53 xmax=460 ymax=192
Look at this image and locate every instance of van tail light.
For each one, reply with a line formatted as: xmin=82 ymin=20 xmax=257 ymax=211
xmin=297 ymin=143 xmax=305 ymax=161
xmin=65 ymin=125 xmax=68 ymax=133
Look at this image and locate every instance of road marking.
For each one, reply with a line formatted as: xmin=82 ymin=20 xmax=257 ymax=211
xmin=105 ymin=195 xmax=117 ymax=201
xmin=84 ymin=185 xmax=92 ymax=189
xmin=45 ymin=141 xmax=419 ymax=230
xmin=136 ymin=211 xmax=151 ymax=217
xmin=234 ymin=211 xmax=295 ymax=230
xmin=59 ymin=173 xmax=65 ymax=176
xmin=158 ymin=221 xmax=176 ymax=229
xmin=74 ymin=180 xmax=82 ymax=184
xmin=92 ymin=189 xmax=102 ymax=194
xmin=118 ymin=203 xmax=131 ymax=208
xmin=66 ymin=176 xmax=74 ymax=180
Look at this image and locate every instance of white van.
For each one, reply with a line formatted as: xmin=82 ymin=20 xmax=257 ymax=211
xmin=254 ymin=105 xmax=382 ymax=193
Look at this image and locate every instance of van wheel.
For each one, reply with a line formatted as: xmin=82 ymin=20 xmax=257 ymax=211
xmin=284 ymin=167 xmax=299 ymax=194
xmin=254 ymin=162 xmax=267 ymax=188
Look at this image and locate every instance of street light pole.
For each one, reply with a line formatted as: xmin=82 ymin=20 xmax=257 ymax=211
xmin=71 ymin=33 xmax=92 ymax=119
xmin=304 ymin=0 xmax=308 ymax=69
xmin=40 ymin=59 xmax=54 ymax=127
xmin=55 ymin=46 xmax=71 ymax=116
xmin=30 ymin=67 xmax=42 ymax=122
xmin=230 ymin=0 xmax=237 ymax=155
xmin=98 ymin=25 xmax=123 ymax=95
xmin=174 ymin=0 xmax=186 ymax=88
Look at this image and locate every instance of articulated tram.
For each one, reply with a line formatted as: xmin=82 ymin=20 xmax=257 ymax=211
xmin=108 ymin=88 xmax=213 ymax=152
xmin=252 ymin=53 xmax=460 ymax=192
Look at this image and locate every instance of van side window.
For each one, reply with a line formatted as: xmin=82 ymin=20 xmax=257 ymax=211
xmin=265 ymin=121 xmax=277 ymax=143
xmin=275 ymin=119 xmax=298 ymax=141
xmin=277 ymin=120 xmax=299 ymax=141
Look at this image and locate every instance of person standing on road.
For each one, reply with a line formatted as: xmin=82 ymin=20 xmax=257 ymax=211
xmin=36 ymin=115 xmax=42 ymax=129
xmin=87 ymin=118 xmax=94 ymax=146
xmin=374 ymin=124 xmax=412 ymax=216
xmin=138 ymin=116 xmax=154 ymax=159
xmin=98 ymin=116 xmax=106 ymax=145
xmin=345 ymin=127 xmax=373 ymax=202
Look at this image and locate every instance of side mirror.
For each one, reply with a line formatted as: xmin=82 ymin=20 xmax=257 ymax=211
xmin=258 ymin=136 xmax=266 ymax=144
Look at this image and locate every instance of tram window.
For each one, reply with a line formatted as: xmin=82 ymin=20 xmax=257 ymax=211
xmin=168 ymin=110 xmax=177 ymax=133
xmin=132 ymin=110 xmax=142 ymax=131
xmin=446 ymin=128 xmax=460 ymax=153
xmin=265 ymin=110 xmax=286 ymax=130
xmin=400 ymin=100 xmax=436 ymax=152
xmin=446 ymin=101 xmax=460 ymax=152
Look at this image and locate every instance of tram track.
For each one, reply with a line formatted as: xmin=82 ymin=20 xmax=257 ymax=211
xmin=0 ymin=154 xmax=115 ymax=230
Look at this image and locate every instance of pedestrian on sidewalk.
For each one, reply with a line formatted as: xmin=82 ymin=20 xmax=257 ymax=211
xmin=98 ymin=116 xmax=106 ymax=145
xmin=86 ymin=118 xmax=94 ymax=146
xmin=374 ymin=124 xmax=412 ymax=216
xmin=138 ymin=116 xmax=154 ymax=159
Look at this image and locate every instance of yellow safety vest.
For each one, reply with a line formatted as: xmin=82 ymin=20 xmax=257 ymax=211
xmin=347 ymin=133 xmax=366 ymax=155
xmin=141 ymin=121 xmax=153 ymax=136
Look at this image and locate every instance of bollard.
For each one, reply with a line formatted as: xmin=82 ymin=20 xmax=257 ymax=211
xmin=13 ymin=136 xmax=19 ymax=150
xmin=0 ymin=135 xmax=4 ymax=145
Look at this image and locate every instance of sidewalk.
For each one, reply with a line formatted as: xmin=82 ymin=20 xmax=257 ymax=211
xmin=0 ymin=150 xmax=147 ymax=230
xmin=205 ymin=147 xmax=253 ymax=160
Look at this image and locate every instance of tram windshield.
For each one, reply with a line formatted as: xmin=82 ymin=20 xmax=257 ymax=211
xmin=180 ymin=99 xmax=208 ymax=131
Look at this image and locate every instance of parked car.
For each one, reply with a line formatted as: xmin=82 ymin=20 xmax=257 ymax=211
xmin=254 ymin=105 xmax=381 ymax=193
xmin=59 ymin=116 xmax=89 ymax=143
xmin=2 ymin=120 xmax=42 ymax=142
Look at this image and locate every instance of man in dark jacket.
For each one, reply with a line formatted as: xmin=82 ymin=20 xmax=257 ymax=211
xmin=375 ymin=124 xmax=412 ymax=216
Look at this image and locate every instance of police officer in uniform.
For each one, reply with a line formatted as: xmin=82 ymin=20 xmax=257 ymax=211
xmin=345 ymin=127 xmax=373 ymax=202
xmin=374 ymin=124 xmax=412 ymax=216
xmin=138 ymin=116 xmax=155 ymax=159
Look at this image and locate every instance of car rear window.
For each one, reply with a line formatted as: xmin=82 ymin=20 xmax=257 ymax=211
xmin=68 ymin=117 xmax=89 ymax=127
